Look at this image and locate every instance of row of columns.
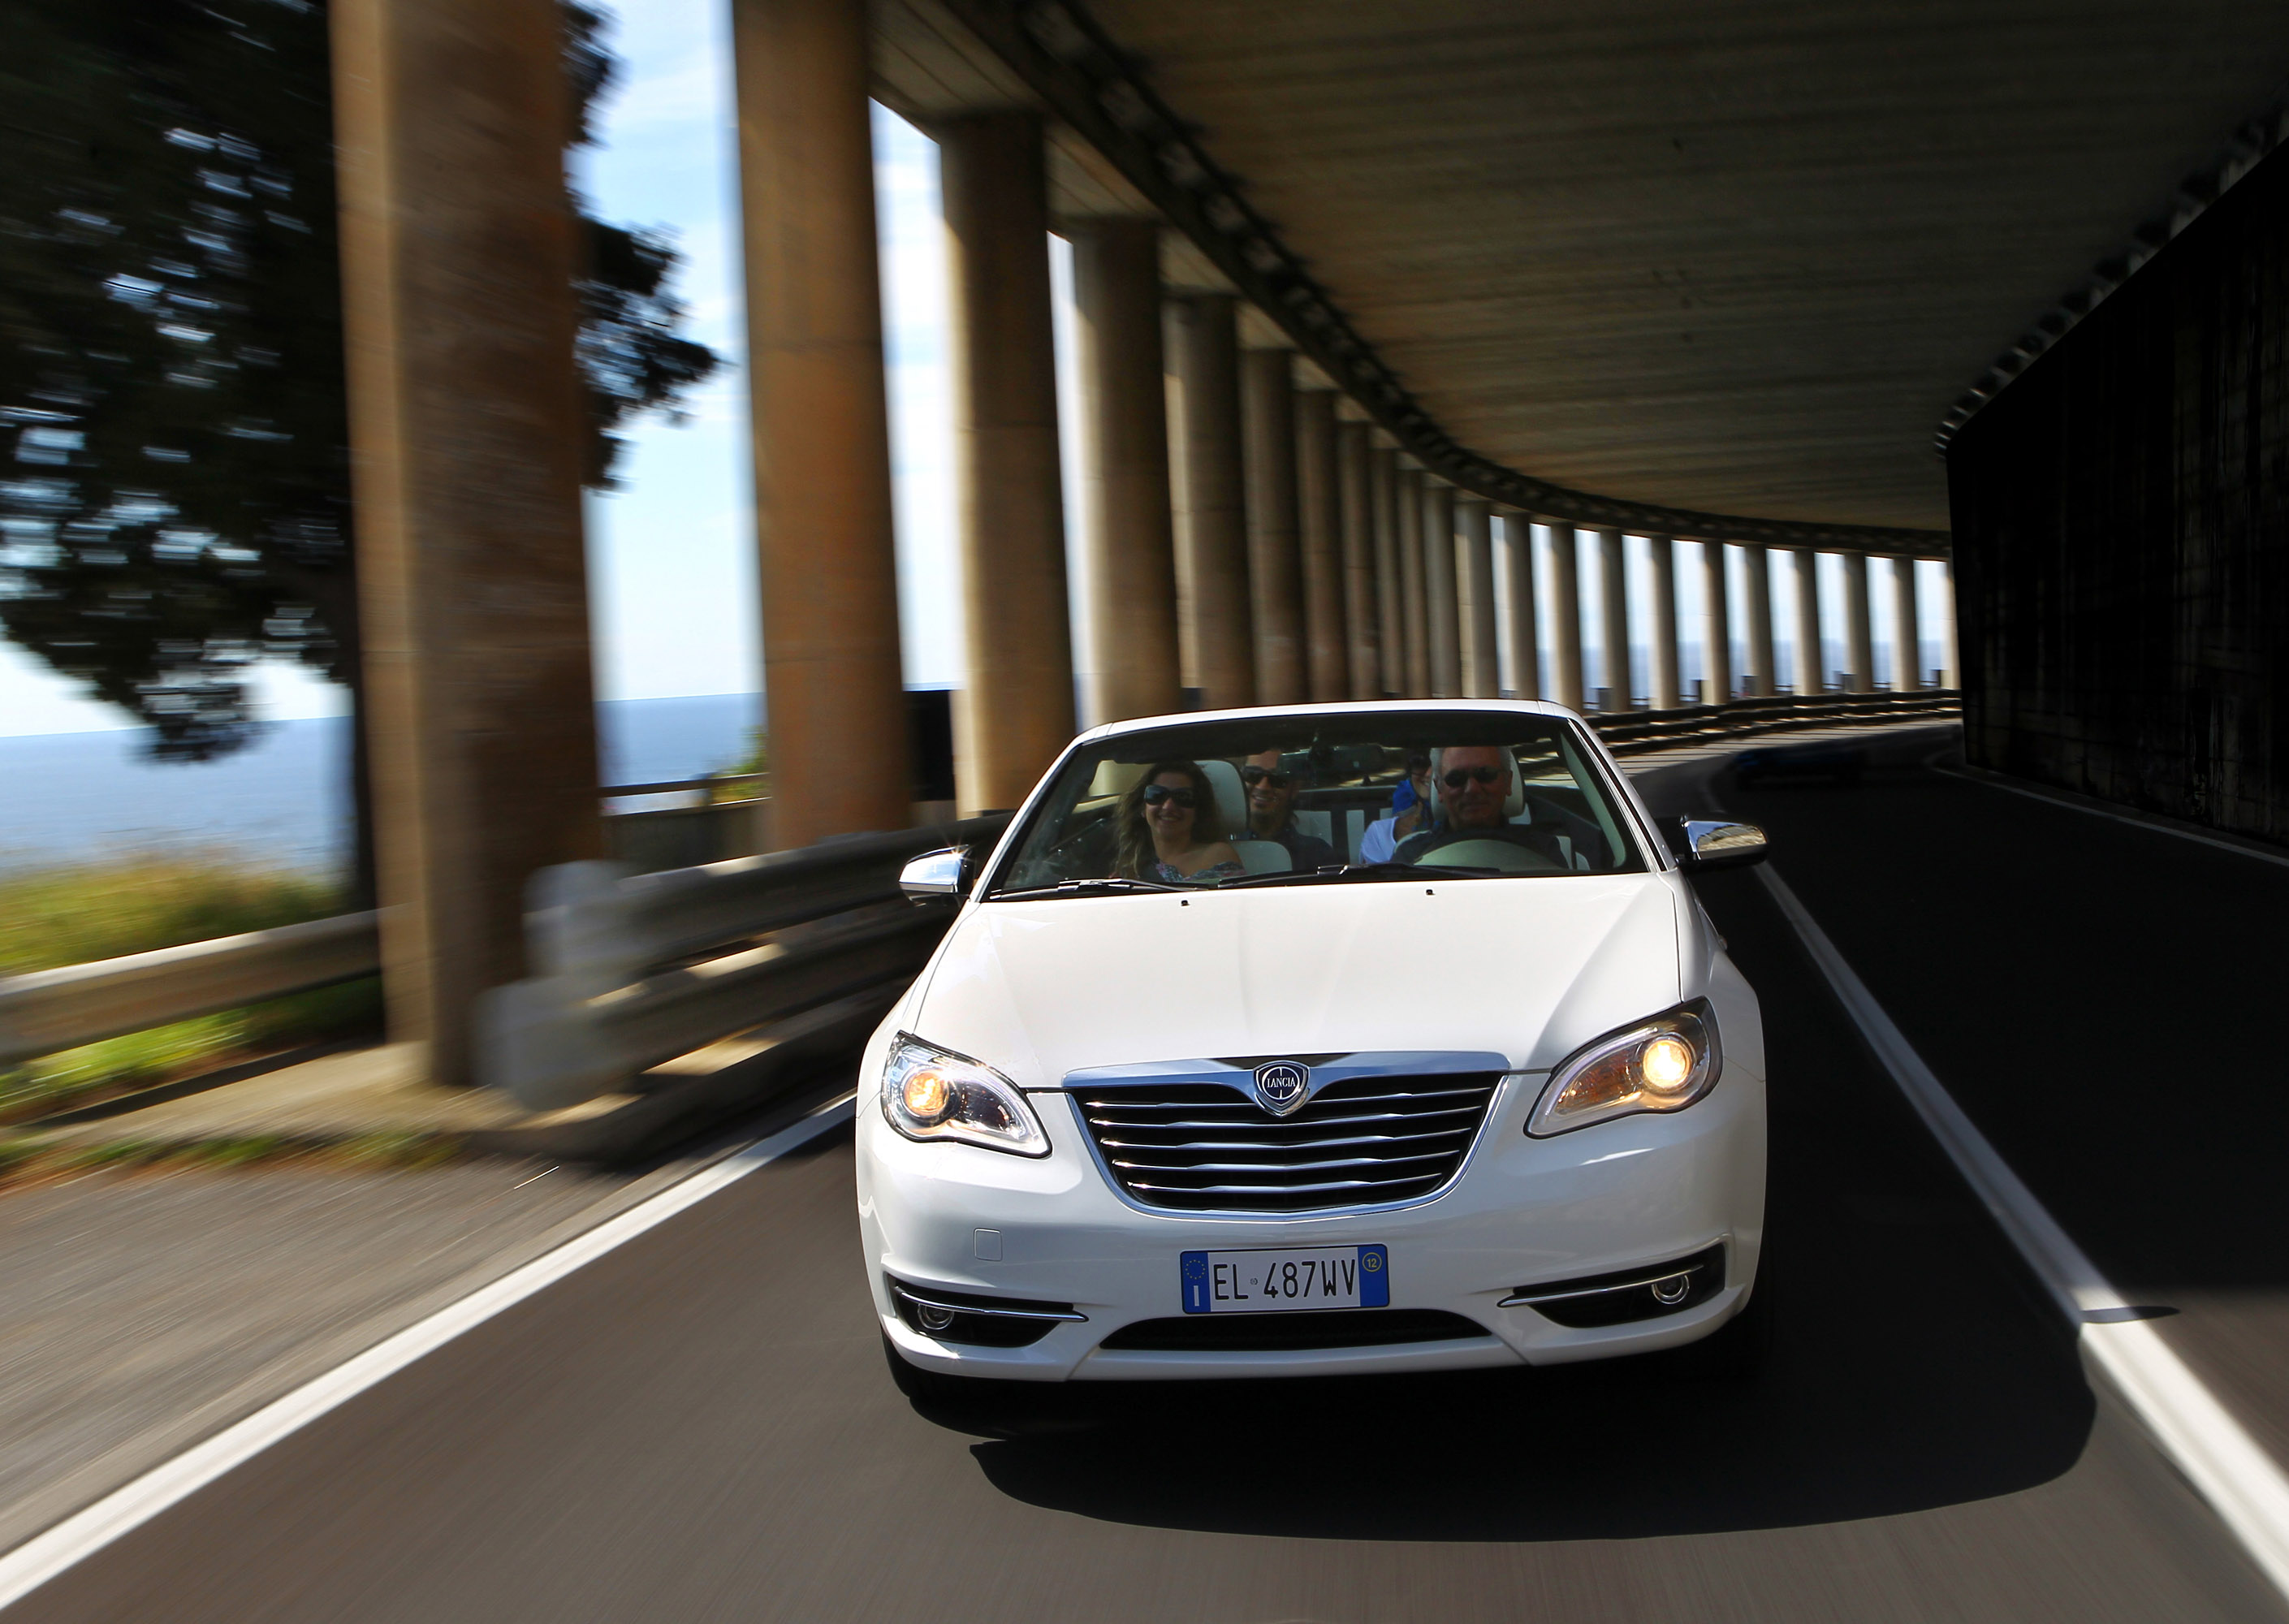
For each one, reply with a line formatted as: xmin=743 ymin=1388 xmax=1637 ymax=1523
xmin=331 ymin=0 xmax=1963 ymax=1081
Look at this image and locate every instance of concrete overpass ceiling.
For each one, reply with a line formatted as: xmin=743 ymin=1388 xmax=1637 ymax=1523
xmin=895 ymin=0 xmax=2289 ymax=537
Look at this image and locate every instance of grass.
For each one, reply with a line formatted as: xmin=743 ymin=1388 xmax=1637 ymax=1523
xmin=0 ymin=1129 xmax=469 ymax=1193
xmin=0 ymin=853 xmax=382 ymax=1123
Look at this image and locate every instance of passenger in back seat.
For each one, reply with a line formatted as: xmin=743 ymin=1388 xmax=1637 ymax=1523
xmin=1239 ymin=749 xmax=1341 ymax=871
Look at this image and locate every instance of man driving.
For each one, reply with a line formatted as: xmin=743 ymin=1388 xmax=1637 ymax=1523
xmin=1240 ymin=749 xmax=1340 ymax=870
xmin=1393 ymin=745 xmax=1566 ymax=867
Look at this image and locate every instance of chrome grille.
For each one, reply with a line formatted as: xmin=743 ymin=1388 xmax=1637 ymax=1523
xmin=1075 ymin=1073 xmax=1502 ymax=1214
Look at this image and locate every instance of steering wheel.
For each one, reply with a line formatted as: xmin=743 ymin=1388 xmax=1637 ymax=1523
xmin=1414 ymin=837 xmax=1565 ymax=874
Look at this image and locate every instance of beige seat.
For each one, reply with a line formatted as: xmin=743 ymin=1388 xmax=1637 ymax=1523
xmin=1195 ymin=758 xmax=1291 ymax=874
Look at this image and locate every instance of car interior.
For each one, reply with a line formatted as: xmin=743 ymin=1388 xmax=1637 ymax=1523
xmin=999 ymin=730 xmax=1641 ymax=891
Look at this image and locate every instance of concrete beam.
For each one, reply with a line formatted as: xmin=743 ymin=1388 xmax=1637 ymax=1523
xmin=732 ymin=0 xmax=908 ymax=848
xmin=1546 ymin=522 xmax=1584 ymax=712
xmin=1396 ymin=467 xmax=1430 ymax=697
xmin=1842 ymin=551 xmax=1875 ymax=693
xmin=1703 ymin=540 xmax=1734 ymax=704
xmin=1071 ymin=218 xmax=1181 ymax=725
xmin=1164 ymin=293 xmax=1253 ymax=708
xmin=1294 ymin=389 xmax=1347 ymax=702
xmin=1456 ymin=497 xmax=1497 ymax=699
xmin=1337 ymin=421 xmax=1380 ymax=700
xmin=1240 ymin=348 xmax=1305 ymax=705
xmin=940 ymin=111 xmax=1074 ymax=812
xmin=1646 ymin=536 xmax=1680 ymax=711
xmin=1371 ymin=448 xmax=1404 ymax=697
xmin=1890 ymin=555 xmax=1922 ymax=690
xmin=1596 ymin=527 xmax=1630 ymax=710
xmin=332 ymin=0 xmax=602 ymax=1084
xmin=1794 ymin=549 xmax=1825 ymax=696
xmin=1742 ymin=543 xmax=1777 ymax=698
xmin=1498 ymin=510 xmax=1540 ymax=702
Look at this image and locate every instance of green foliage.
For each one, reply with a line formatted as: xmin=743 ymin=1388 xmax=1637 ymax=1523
xmin=709 ymin=728 xmax=770 ymax=802
xmin=0 ymin=0 xmax=719 ymax=758
xmin=0 ymin=853 xmax=380 ymax=1116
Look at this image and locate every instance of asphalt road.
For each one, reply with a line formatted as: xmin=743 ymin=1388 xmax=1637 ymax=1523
xmin=11 ymin=731 xmax=2287 ymax=1622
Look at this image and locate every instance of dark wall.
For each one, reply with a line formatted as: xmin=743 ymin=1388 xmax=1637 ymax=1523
xmin=1948 ymin=147 xmax=2289 ymax=843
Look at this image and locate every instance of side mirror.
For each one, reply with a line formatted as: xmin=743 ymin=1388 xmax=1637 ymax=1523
xmin=1669 ymin=819 xmax=1769 ymax=870
xmin=899 ymin=847 xmax=972 ymax=904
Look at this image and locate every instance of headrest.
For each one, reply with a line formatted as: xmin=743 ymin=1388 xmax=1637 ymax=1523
xmin=1193 ymin=758 xmax=1250 ymax=840
xmin=1432 ymin=747 xmax=1527 ymax=820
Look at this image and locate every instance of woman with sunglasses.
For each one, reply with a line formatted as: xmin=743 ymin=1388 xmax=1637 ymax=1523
xmin=1112 ymin=760 xmax=1244 ymax=883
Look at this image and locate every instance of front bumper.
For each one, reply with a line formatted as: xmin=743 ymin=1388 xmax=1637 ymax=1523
xmin=856 ymin=1062 xmax=1766 ymax=1382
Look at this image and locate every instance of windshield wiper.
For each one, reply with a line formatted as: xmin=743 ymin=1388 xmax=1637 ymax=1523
xmin=991 ymin=875 xmax=1182 ymax=899
xmin=1220 ymin=862 xmax=1501 ymax=890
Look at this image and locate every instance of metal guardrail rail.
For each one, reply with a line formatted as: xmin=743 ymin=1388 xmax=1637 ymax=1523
xmin=478 ymin=814 xmax=1011 ymax=1111
xmin=0 ymin=912 xmax=382 ymax=1068
xmin=1590 ymin=688 xmax=1960 ymax=754
xmin=0 ymin=694 xmax=1956 ymax=1082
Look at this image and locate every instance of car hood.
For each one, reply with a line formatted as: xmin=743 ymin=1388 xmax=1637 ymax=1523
xmin=909 ymin=874 xmax=1682 ymax=1086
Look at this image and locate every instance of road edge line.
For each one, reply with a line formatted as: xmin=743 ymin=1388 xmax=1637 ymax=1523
xmin=0 ymin=1092 xmax=858 ymax=1614
xmin=1754 ymin=863 xmax=2289 ymax=1602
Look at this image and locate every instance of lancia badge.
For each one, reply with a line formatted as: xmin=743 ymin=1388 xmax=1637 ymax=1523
xmin=1252 ymin=1060 xmax=1311 ymax=1117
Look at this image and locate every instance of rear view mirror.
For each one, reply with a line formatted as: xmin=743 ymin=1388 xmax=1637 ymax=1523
xmin=900 ymin=847 xmax=972 ymax=903
xmin=1669 ymin=819 xmax=1769 ymax=870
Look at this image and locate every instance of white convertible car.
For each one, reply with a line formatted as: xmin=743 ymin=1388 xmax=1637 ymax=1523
xmin=857 ymin=701 xmax=1769 ymax=1394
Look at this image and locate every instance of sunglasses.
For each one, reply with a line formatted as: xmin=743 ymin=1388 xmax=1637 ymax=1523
xmin=1142 ymin=784 xmax=1198 ymax=808
xmin=1441 ymin=766 xmax=1505 ymax=789
xmin=1238 ymin=766 xmax=1294 ymax=788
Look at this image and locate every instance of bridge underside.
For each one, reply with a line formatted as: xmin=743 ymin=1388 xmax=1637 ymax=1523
xmin=880 ymin=0 xmax=2289 ymax=535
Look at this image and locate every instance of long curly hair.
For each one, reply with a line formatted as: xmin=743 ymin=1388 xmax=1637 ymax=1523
xmin=1113 ymin=759 xmax=1228 ymax=879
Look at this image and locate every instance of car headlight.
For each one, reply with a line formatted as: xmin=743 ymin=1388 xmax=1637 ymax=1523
xmin=880 ymin=1035 xmax=1050 ymax=1157
xmin=1526 ymin=1000 xmax=1721 ymax=1137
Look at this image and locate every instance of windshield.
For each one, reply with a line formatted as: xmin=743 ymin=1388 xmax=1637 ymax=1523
xmin=986 ymin=710 xmax=1648 ymax=898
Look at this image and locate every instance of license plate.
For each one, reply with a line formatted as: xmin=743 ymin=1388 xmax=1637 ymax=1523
xmin=1179 ymin=1244 xmax=1389 ymax=1314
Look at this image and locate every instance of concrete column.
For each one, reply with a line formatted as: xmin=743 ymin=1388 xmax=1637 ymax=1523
xmin=1423 ymin=481 xmax=1461 ymax=698
xmin=1646 ymin=535 xmax=1680 ymax=710
xmin=1702 ymin=540 xmax=1734 ymax=705
xmin=1294 ymin=389 xmax=1346 ymax=702
xmin=1164 ymin=294 xmax=1252 ymax=708
xmin=1889 ymin=555 xmax=1922 ymax=690
xmin=1842 ymin=551 xmax=1874 ymax=693
xmin=1498 ymin=511 xmax=1540 ymax=700
xmin=939 ymin=113 xmax=1073 ymax=812
xmin=1938 ymin=560 xmax=1959 ymax=689
xmin=1545 ymin=522 xmax=1584 ymax=711
xmin=1793 ymin=549 xmax=1824 ymax=695
xmin=1336 ymin=421 xmax=1379 ymax=700
xmin=1240 ymin=348 xmax=1304 ymax=705
xmin=732 ymin=0 xmax=908 ymax=853
xmin=1455 ymin=498 xmax=1498 ymax=699
xmin=1595 ymin=527 xmax=1630 ymax=710
xmin=1370 ymin=448 xmax=1404 ymax=696
xmin=1397 ymin=467 xmax=1430 ymax=696
xmin=332 ymin=0 xmax=601 ymax=1083
xmin=1742 ymin=544 xmax=1776 ymax=698
xmin=1070 ymin=218 xmax=1177 ymax=725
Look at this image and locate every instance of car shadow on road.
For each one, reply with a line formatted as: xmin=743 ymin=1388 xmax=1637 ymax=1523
xmin=935 ymin=853 xmax=2097 ymax=1541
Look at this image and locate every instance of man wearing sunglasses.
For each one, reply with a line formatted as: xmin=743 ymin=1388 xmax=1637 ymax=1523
xmin=1392 ymin=745 xmax=1565 ymax=866
xmin=1238 ymin=749 xmax=1340 ymax=871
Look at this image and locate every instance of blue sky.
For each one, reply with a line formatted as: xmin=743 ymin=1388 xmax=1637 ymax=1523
xmin=0 ymin=0 xmax=1946 ymax=736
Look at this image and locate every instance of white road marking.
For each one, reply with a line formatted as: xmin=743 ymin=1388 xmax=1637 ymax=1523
xmin=1931 ymin=758 xmax=2289 ymax=871
xmin=0 ymin=1092 xmax=858 ymax=1614
xmin=1758 ymin=865 xmax=2289 ymax=1601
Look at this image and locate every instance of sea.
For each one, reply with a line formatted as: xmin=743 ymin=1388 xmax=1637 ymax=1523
xmin=0 ymin=693 xmax=761 ymax=878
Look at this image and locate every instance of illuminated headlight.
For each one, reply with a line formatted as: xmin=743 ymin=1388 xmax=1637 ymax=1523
xmin=1526 ymin=1000 xmax=1721 ymax=1136
xmin=881 ymin=1035 xmax=1050 ymax=1157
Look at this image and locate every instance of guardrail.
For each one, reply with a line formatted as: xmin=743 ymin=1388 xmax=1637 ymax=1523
xmin=0 ymin=912 xmax=381 ymax=1068
xmin=478 ymin=814 xmax=1010 ymax=1112
xmin=1590 ymin=688 xmax=1959 ymax=754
